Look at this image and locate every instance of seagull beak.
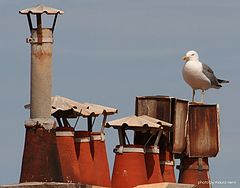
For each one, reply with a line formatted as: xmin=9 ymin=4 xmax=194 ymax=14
xmin=182 ymin=55 xmax=189 ymax=62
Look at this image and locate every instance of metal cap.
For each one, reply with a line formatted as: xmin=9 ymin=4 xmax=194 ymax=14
xmin=25 ymin=95 xmax=118 ymax=118
xmin=106 ymin=115 xmax=172 ymax=130
xmin=19 ymin=4 xmax=64 ymax=15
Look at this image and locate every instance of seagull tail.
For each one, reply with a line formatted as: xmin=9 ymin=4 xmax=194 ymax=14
xmin=217 ymin=79 xmax=229 ymax=84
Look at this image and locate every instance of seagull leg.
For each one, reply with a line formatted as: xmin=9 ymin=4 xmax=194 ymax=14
xmin=192 ymin=89 xmax=195 ymax=102
xmin=201 ymin=90 xmax=205 ymax=103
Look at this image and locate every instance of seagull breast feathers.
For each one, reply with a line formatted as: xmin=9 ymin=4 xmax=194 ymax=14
xmin=182 ymin=60 xmax=211 ymax=90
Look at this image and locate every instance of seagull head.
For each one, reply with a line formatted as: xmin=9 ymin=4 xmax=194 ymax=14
xmin=182 ymin=50 xmax=199 ymax=62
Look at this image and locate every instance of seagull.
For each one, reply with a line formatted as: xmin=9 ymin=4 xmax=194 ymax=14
xmin=182 ymin=50 xmax=229 ymax=102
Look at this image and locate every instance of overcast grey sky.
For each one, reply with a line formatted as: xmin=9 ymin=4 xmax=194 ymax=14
xmin=0 ymin=1 xmax=239 ymax=187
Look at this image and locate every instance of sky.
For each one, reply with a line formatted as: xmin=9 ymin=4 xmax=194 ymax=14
xmin=0 ymin=0 xmax=239 ymax=187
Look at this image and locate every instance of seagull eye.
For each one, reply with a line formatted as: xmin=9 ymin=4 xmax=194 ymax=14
xmin=191 ymin=54 xmax=195 ymax=56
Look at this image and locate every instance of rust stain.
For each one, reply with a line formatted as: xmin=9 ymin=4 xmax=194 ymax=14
xmin=136 ymin=96 xmax=172 ymax=122
xmin=172 ymin=99 xmax=188 ymax=154
xmin=188 ymin=104 xmax=219 ymax=157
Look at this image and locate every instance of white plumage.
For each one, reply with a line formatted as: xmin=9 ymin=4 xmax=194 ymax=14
xmin=182 ymin=50 xmax=229 ymax=102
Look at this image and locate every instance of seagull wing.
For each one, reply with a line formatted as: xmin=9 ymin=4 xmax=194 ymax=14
xmin=201 ymin=63 xmax=221 ymax=88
